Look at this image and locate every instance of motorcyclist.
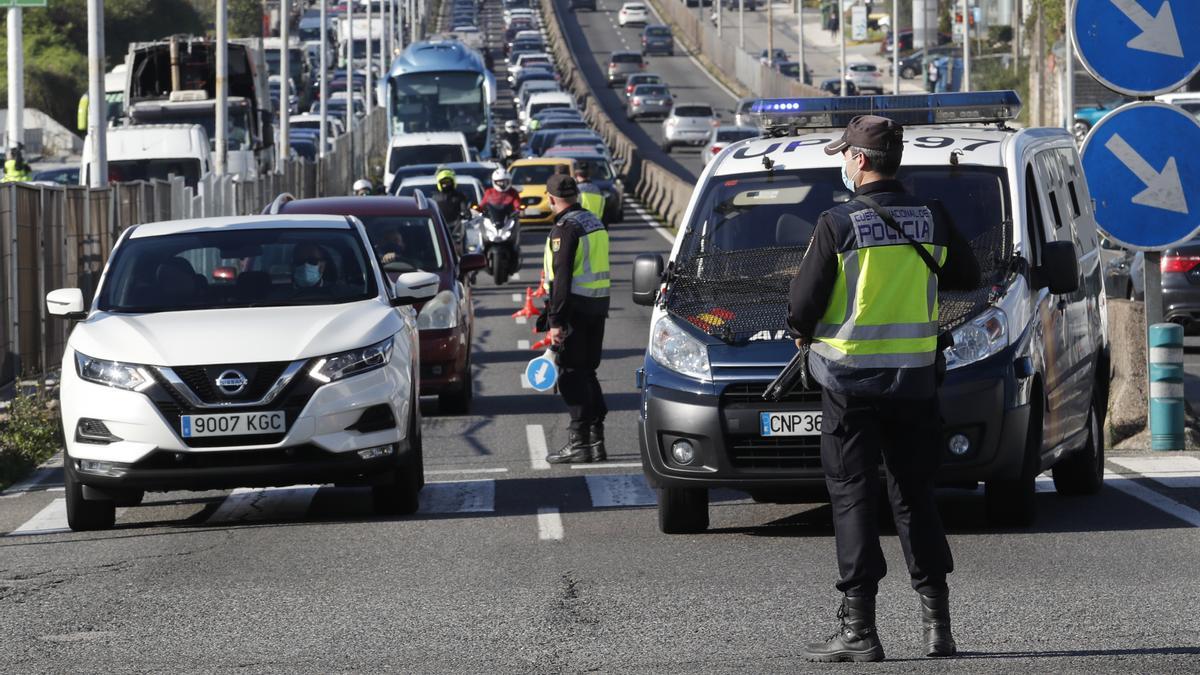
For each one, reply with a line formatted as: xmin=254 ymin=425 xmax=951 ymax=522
xmin=2 ymin=146 xmax=32 ymax=183
xmin=353 ymin=178 xmax=373 ymax=196
xmin=429 ymin=167 xmax=472 ymax=249
xmin=500 ymin=120 xmax=522 ymax=161
xmin=479 ymin=168 xmax=522 ymax=215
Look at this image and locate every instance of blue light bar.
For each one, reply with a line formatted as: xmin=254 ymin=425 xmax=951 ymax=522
xmin=751 ymin=91 xmax=1021 ymax=130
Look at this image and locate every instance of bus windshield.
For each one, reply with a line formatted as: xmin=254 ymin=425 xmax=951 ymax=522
xmin=391 ymin=70 xmax=487 ymax=151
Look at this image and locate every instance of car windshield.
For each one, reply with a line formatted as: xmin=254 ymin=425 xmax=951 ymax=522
xmin=716 ymin=128 xmax=758 ymax=142
xmin=511 ymin=164 xmax=563 ymax=186
xmin=850 ymin=63 xmax=877 ymax=72
xmin=398 ymin=182 xmax=477 ymax=205
xmin=646 ymin=26 xmax=670 ymax=36
xmin=390 ymin=70 xmax=487 ymax=149
xmin=571 ymin=158 xmax=613 ymax=181
xmin=675 ymin=106 xmax=713 ymax=117
xmin=389 ymin=144 xmax=465 ymax=170
xmin=359 ymin=216 xmax=444 ymax=272
xmin=97 ymin=228 xmax=377 ymax=313
xmin=530 ymin=101 xmax=571 ymax=117
xmin=107 ymin=159 xmax=203 ymax=188
xmin=612 ymin=53 xmax=642 ymax=64
xmin=130 ymin=106 xmax=252 ymax=151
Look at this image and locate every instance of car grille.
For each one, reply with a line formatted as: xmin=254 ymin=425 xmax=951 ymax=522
xmin=720 ymin=382 xmax=822 ymax=406
xmin=132 ymin=444 xmax=344 ymax=470
xmin=147 ymin=366 xmax=317 ymax=449
xmin=728 ymin=436 xmax=822 ymax=470
xmin=172 ymin=362 xmax=291 ymax=404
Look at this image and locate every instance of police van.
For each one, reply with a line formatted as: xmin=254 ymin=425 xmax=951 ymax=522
xmin=632 ymin=92 xmax=1109 ymax=533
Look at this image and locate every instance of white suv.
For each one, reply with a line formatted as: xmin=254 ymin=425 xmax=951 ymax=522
xmin=47 ymin=214 xmax=439 ymax=531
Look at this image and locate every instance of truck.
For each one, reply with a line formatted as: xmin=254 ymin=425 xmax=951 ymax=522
xmin=123 ymin=35 xmax=275 ymax=177
xmin=127 ymin=93 xmax=260 ymax=180
xmin=81 ymin=124 xmax=212 ymax=188
xmin=338 ymin=16 xmax=385 ymax=71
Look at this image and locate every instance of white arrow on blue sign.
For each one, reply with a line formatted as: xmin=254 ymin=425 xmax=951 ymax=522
xmin=1072 ymin=0 xmax=1200 ymax=96
xmin=524 ymin=353 xmax=558 ymax=392
xmin=1080 ymin=102 xmax=1200 ymax=250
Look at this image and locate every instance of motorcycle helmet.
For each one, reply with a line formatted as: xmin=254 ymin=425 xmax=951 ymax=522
xmin=492 ymin=168 xmax=512 ymax=191
xmin=504 ymin=120 xmax=518 ymax=133
xmin=435 ymin=167 xmax=457 ymax=190
xmin=352 ymin=178 xmax=372 ymax=196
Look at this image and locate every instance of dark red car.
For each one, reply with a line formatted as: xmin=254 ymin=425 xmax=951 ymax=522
xmin=273 ymin=194 xmax=485 ymax=413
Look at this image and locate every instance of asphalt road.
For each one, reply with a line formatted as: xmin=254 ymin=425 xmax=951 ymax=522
xmin=3 ymin=4 xmax=1200 ymax=673
xmin=556 ymin=0 xmax=739 ymax=181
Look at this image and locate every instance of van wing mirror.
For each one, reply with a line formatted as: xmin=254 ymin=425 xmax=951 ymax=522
xmin=1038 ymin=241 xmax=1080 ymax=295
xmin=47 ymin=288 xmax=87 ymax=320
xmin=632 ymin=253 xmax=664 ymax=306
xmin=391 ymin=271 xmax=440 ymax=306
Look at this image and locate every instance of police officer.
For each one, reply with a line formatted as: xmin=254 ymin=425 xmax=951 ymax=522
xmin=787 ymin=116 xmax=980 ymax=663
xmin=2 ymin=146 xmax=32 ymax=183
xmin=541 ymin=173 xmax=611 ymax=464
xmin=574 ymin=166 xmax=605 ymax=221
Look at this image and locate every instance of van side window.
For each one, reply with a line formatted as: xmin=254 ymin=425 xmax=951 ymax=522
xmin=1067 ymin=181 xmax=1082 ymax=217
xmin=1025 ymin=165 xmax=1049 ymax=261
xmin=1048 ymin=191 xmax=1065 ymax=230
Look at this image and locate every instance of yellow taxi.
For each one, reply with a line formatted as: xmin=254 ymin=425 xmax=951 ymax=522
xmin=509 ymin=157 xmax=575 ymax=226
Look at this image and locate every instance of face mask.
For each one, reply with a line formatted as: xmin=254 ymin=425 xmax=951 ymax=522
xmin=841 ymin=154 xmax=861 ymax=192
xmin=294 ymin=263 xmax=322 ymax=287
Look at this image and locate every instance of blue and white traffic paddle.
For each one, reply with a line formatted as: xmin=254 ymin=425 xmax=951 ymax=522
xmin=525 ymin=350 xmax=558 ymax=392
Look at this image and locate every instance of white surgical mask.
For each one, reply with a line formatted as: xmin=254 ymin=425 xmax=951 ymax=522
xmin=841 ymin=154 xmax=861 ymax=191
xmin=294 ymin=263 xmax=322 ymax=287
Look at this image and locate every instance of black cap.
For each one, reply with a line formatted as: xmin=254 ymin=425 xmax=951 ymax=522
xmin=824 ymin=115 xmax=904 ymax=155
xmin=546 ymin=173 xmax=580 ymax=198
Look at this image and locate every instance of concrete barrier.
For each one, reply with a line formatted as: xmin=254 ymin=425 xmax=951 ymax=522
xmin=540 ymin=0 xmax=695 ymax=230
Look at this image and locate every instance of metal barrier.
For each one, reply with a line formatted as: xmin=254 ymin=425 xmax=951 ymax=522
xmin=0 ymin=109 xmax=389 ymax=385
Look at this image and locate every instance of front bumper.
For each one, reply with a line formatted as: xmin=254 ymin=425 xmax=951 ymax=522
xmin=61 ymin=355 xmax=414 ymax=492
xmin=419 ymin=327 xmax=469 ymax=394
xmin=639 ymin=363 xmax=1029 ymax=491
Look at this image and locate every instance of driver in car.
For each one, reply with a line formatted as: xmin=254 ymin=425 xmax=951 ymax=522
xmin=292 ymin=243 xmax=332 ymax=288
xmin=374 ymin=226 xmax=407 ymax=264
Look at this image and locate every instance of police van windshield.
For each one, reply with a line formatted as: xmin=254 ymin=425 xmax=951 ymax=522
xmin=682 ymin=166 xmax=1010 ymax=267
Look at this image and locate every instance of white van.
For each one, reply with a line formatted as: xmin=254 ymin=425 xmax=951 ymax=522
xmin=81 ymin=124 xmax=212 ymax=188
xmin=522 ymin=91 xmax=575 ymax=129
xmin=384 ymin=132 xmax=472 ymax=190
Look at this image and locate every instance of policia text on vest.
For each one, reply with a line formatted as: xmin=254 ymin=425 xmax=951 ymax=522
xmin=787 ymin=115 xmax=980 ymax=662
xmin=539 ymin=174 xmax=612 ymax=465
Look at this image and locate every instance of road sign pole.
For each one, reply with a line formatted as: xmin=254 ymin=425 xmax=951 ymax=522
xmin=797 ymin=0 xmax=805 ymax=87
xmin=280 ymin=0 xmax=291 ymax=169
xmin=738 ymin=0 xmax=743 ymax=50
xmin=215 ymin=0 xmax=228 ymax=177
xmin=366 ymin=0 xmax=373 ymax=111
xmin=6 ymin=7 xmax=23 ymax=154
xmin=839 ymin=3 xmax=846 ymax=96
xmin=960 ymin=0 xmax=970 ymax=91
xmin=85 ymin=0 xmax=107 ymax=187
xmin=319 ymin=0 xmax=328 ymax=160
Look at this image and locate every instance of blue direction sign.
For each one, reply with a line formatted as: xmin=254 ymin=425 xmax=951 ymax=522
xmin=1080 ymin=102 xmax=1200 ymax=250
xmin=1072 ymin=0 xmax=1200 ymax=96
xmin=524 ymin=353 xmax=558 ymax=392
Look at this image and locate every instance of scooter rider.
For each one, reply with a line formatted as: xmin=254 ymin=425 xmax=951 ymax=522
xmin=353 ymin=178 xmax=373 ymax=196
xmin=501 ymin=120 xmax=522 ymax=161
xmin=429 ymin=167 xmax=472 ymax=249
xmin=479 ymin=167 xmax=522 ymax=214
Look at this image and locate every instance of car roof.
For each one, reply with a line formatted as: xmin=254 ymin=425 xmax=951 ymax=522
xmin=710 ymin=126 xmax=1016 ymax=177
xmin=389 ymin=132 xmax=468 ymax=147
xmin=279 ymin=196 xmax=433 ymax=217
xmin=130 ymin=214 xmax=351 ymax=239
xmin=611 ymin=50 xmax=643 ymax=57
xmin=401 ymin=175 xmax=483 ymax=186
xmin=529 ymin=91 xmax=574 ymax=103
xmin=512 ymin=157 xmax=573 ymax=166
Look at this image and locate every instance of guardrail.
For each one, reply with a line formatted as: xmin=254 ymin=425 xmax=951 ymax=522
xmin=540 ymin=0 xmax=697 ymax=231
xmin=649 ymin=0 xmax=824 ymax=99
xmin=0 ymin=109 xmax=388 ymax=386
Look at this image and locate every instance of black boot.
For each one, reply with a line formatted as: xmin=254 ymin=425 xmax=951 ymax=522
xmin=546 ymin=429 xmax=591 ymax=464
xmin=802 ymin=596 xmax=885 ymax=663
xmin=919 ymin=592 xmax=956 ymax=657
xmin=588 ymin=423 xmax=606 ymax=462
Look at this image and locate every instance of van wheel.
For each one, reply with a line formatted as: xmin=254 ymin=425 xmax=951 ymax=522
xmin=1053 ymin=399 xmax=1104 ymax=496
xmin=657 ymin=486 xmax=709 ymax=533
xmin=64 ymin=462 xmax=116 ymax=531
xmin=984 ymin=402 xmax=1040 ymax=527
xmin=372 ymin=411 xmax=424 ymax=516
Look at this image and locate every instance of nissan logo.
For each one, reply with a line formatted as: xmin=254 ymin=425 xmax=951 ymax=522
xmin=215 ymin=370 xmax=249 ymax=396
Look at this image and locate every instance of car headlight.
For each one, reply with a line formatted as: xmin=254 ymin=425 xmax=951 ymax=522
xmin=74 ymin=351 xmax=153 ymax=391
xmin=649 ymin=315 xmax=710 ymax=380
xmin=309 ymin=336 xmax=394 ymax=383
xmin=417 ymin=289 xmax=459 ymax=330
xmin=944 ymin=307 xmax=1008 ymax=370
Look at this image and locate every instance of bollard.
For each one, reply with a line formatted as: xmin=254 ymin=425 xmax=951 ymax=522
xmin=1149 ymin=323 xmax=1185 ymax=451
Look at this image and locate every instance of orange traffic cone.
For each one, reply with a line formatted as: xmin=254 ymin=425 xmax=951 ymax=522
xmin=531 ymin=271 xmax=547 ymax=299
xmin=511 ymin=287 xmax=541 ymax=319
xmin=531 ymin=334 xmax=553 ymax=350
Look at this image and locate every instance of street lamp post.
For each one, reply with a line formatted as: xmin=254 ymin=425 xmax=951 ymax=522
xmin=319 ymin=0 xmax=328 ymax=159
xmin=216 ymin=0 xmax=229 ymax=176
xmin=85 ymin=0 xmax=108 ymax=187
xmin=280 ymin=0 xmax=291 ymax=168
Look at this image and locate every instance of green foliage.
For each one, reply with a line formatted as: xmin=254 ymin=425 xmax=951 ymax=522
xmin=975 ymin=56 xmax=1030 ymax=126
xmin=0 ymin=385 xmax=62 ymax=492
xmin=228 ymin=0 xmax=265 ymax=39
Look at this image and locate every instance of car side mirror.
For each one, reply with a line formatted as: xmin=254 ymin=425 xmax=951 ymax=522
xmin=47 ymin=288 xmax=87 ymax=320
xmin=632 ymin=253 xmax=664 ymax=306
xmin=391 ymin=271 xmax=440 ymax=306
xmin=460 ymin=253 xmax=487 ymax=274
xmin=1037 ymin=241 xmax=1080 ymax=295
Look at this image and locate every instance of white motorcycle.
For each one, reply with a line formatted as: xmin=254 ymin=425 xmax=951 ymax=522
xmin=465 ymin=204 xmax=522 ymax=285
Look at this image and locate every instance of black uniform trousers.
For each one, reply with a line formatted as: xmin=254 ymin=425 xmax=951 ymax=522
xmin=558 ymin=311 xmax=607 ymax=434
xmin=820 ymin=389 xmax=954 ymax=598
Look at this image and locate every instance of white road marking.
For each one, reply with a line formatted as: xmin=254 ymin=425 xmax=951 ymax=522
xmin=570 ymin=461 xmax=644 ymax=469
xmin=629 ymin=199 xmax=675 ymax=244
xmin=516 ymin=316 xmax=528 ymax=325
xmin=511 ymin=293 xmax=523 ymax=302
xmin=1109 ymin=456 xmax=1200 ymax=488
xmin=1105 ymin=470 xmax=1200 ymax=527
xmin=537 ymin=506 xmax=564 ymax=540
xmin=419 ymin=480 xmax=495 ymax=513
xmin=207 ymin=485 xmax=321 ymax=524
xmin=518 ymin=339 xmax=531 ymax=350
xmin=8 ymin=498 xmax=70 ymax=536
xmin=586 ymin=473 xmax=657 ymax=507
xmin=511 ymin=272 xmax=522 ymax=281
xmin=520 ymin=373 xmax=533 ymax=389
xmin=527 ymin=424 xmax=551 ymax=470
xmin=425 ymin=467 xmax=510 ymax=476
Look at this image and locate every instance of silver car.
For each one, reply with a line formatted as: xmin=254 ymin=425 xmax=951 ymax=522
xmin=607 ymin=50 xmax=646 ymax=86
xmin=662 ymin=103 xmax=718 ymax=151
xmin=702 ymin=125 xmax=759 ymax=165
xmin=627 ymin=84 xmax=674 ymax=120
xmin=733 ymin=97 xmax=759 ymax=127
